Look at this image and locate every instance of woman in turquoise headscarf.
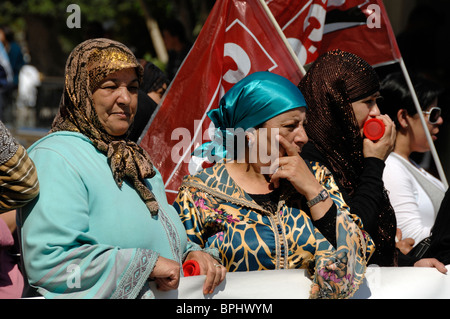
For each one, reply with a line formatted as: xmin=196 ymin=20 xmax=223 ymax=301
xmin=174 ymin=71 xmax=375 ymax=299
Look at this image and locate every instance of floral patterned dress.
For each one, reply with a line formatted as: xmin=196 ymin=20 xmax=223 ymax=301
xmin=174 ymin=163 xmax=375 ymax=298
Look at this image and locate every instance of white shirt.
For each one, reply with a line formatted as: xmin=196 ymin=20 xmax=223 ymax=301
xmin=17 ymin=65 xmax=41 ymax=108
xmin=383 ymin=152 xmax=446 ymax=246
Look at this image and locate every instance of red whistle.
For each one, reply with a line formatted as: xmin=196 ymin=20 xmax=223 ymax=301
xmin=364 ymin=118 xmax=385 ymax=141
xmin=182 ymin=260 xmax=201 ymax=276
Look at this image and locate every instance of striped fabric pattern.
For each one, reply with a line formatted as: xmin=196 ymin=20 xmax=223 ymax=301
xmin=1 ymin=144 xmax=39 ymax=212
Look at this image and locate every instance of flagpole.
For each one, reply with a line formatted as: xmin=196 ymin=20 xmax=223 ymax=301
xmin=258 ymin=0 xmax=306 ymax=76
xmin=398 ymin=58 xmax=448 ymax=188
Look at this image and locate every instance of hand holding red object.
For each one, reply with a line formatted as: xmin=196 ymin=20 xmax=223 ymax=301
xmin=183 ymin=260 xmax=201 ymax=276
xmin=364 ymin=118 xmax=385 ymax=141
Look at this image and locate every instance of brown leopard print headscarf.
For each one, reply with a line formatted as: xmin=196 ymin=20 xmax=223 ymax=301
xmin=51 ymin=38 xmax=159 ymax=216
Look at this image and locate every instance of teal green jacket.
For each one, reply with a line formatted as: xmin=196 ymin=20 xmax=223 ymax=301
xmin=20 ymin=132 xmax=202 ymax=299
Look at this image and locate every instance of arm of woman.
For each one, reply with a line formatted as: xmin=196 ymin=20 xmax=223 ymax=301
xmin=308 ymin=159 xmax=375 ymax=261
xmin=345 ymin=157 xmax=386 ymax=233
xmin=306 ymin=162 xmax=376 ymax=298
xmin=174 ymin=186 xmax=226 ymax=294
xmin=0 ymin=142 xmax=39 ymax=212
xmin=174 ymin=185 xmax=209 ymax=247
xmin=270 ymin=135 xmax=333 ymax=221
xmin=19 ymin=147 xmax=160 ymax=299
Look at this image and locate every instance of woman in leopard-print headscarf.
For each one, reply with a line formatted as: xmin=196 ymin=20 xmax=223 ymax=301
xmin=19 ymin=38 xmax=225 ymax=299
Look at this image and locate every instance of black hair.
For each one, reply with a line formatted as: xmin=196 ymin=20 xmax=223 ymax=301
xmin=141 ymin=62 xmax=169 ymax=94
xmin=161 ymin=19 xmax=188 ymax=44
xmin=0 ymin=25 xmax=15 ymax=43
xmin=378 ymin=72 xmax=443 ymax=127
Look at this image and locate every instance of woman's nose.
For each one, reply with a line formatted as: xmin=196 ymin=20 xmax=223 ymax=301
xmin=370 ymin=104 xmax=381 ymax=117
xmin=294 ymin=127 xmax=308 ymax=145
xmin=117 ymin=87 xmax=131 ymax=105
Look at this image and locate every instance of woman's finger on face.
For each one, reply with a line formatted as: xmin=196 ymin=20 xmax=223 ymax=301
xmin=277 ymin=134 xmax=298 ymax=156
xmin=268 ymin=157 xmax=283 ymax=188
xmin=268 ymin=157 xmax=280 ymax=175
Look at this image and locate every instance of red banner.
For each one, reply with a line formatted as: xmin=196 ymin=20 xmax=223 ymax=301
xmin=139 ymin=0 xmax=303 ymax=203
xmin=267 ymin=0 xmax=401 ymax=67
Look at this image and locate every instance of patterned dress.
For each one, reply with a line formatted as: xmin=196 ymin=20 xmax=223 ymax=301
xmin=174 ymin=163 xmax=375 ymax=298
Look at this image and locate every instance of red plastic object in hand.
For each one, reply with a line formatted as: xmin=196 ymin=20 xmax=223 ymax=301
xmin=183 ymin=260 xmax=201 ymax=276
xmin=364 ymin=118 xmax=385 ymax=141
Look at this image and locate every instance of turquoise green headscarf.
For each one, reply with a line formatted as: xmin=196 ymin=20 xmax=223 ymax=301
xmin=195 ymin=71 xmax=307 ymax=161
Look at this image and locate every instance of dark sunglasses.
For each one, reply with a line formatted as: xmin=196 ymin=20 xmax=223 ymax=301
xmin=423 ymin=106 xmax=441 ymax=124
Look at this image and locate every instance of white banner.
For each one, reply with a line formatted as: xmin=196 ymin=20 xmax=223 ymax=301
xmin=151 ymin=266 xmax=450 ymax=299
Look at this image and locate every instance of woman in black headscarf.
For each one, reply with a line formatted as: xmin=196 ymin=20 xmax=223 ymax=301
xmin=299 ymin=50 xmax=447 ymax=273
xmin=298 ymin=49 xmax=398 ymax=266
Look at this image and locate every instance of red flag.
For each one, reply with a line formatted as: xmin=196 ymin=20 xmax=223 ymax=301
xmin=267 ymin=0 xmax=401 ymax=67
xmin=139 ymin=0 xmax=303 ymax=203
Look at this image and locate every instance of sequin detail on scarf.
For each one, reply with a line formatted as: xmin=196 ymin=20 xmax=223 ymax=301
xmin=298 ymin=49 xmax=397 ymax=266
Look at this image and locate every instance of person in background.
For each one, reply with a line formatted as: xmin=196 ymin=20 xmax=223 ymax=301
xmin=298 ymin=50 xmax=447 ymax=274
xmin=15 ymin=63 xmax=41 ymax=128
xmin=141 ymin=62 xmax=169 ymax=105
xmin=161 ymin=19 xmax=191 ymax=81
xmin=18 ymin=38 xmax=225 ymax=299
xmin=0 ymin=41 xmax=13 ymax=121
xmin=174 ymin=71 xmax=375 ymax=299
xmin=0 ymin=25 xmax=25 ymax=123
xmin=128 ymin=61 xmax=169 ymax=142
xmin=1 ymin=120 xmax=39 ymax=298
xmin=0 ymin=25 xmax=25 ymax=88
xmin=379 ymin=72 xmax=448 ymax=265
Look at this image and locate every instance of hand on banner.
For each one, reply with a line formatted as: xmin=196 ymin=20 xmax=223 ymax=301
xmin=150 ymin=256 xmax=181 ymax=291
xmin=414 ymin=258 xmax=448 ymax=275
xmin=363 ymin=115 xmax=396 ymax=161
xmin=185 ymin=250 xmax=227 ymax=294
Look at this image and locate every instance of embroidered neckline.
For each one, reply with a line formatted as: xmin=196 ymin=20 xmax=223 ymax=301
xmin=180 ymin=163 xmax=298 ymax=215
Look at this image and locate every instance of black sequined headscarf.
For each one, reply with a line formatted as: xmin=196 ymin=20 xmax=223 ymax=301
xmin=298 ymin=49 xmax=397 ymax=266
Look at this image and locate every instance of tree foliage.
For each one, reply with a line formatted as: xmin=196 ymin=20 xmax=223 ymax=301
xmin=0 ymin=0 xmax=214 ymax=75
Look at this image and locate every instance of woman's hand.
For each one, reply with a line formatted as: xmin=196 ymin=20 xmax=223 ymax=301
xmin=269 ymin=135 xmax=332 ymax=220
xmin=150 ymin=256 xmax=181 ymax=291
xmin=414 ymin=258 xmax=448 ymax=274
xmin=395 ymin=228 xmax=415 ymax=255
xmin=363 ymin=115 xmax=396 ymax=161
xmin=185 ymin=250 xmax=227 ymax=294
xmin=269 ymin=135 xmax=319 ymax=195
